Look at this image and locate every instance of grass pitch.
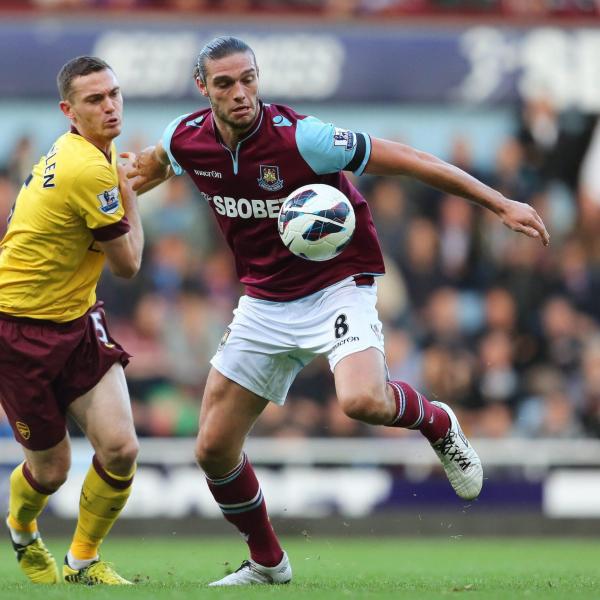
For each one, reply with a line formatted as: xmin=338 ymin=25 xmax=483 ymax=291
xmin=0 ymin=537 xmax=598 ymax=599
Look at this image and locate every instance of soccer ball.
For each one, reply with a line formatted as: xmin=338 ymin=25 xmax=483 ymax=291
xmin=277 ymin=184 xmax=356 ymax=261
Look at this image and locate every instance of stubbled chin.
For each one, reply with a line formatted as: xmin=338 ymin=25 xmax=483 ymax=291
xmin=233 ymin=112 xmax=256 ymax=127
xmin=105 ymin=125 xmax=122 ymax=138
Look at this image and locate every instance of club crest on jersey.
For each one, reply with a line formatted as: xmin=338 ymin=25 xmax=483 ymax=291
xmin=257 ymin=165 xmax=284 ymax=192
xmin=97 ymin=186 xmax=120 ymax=214
xmin=370 ymin=323 xmax=384 ymax=343
xmin=218 ymin=327 xmax=231 ymax=351
xmin=333 ymin=128 xmax=356 ymax=150
xmin=16 ymin=421 xmax=30 ymax=440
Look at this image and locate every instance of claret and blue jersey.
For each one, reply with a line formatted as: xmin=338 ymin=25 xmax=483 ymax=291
xmin=162 ymin=102 xmax=385 ymax=301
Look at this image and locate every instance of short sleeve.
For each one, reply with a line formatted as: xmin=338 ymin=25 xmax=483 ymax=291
xmin=161 ymin=113 xmax=191 ymax=176
xmin=296 ymin=115 xmax=371 ymax=176
xmin=70 ymin=162 xmax=127 ymax=238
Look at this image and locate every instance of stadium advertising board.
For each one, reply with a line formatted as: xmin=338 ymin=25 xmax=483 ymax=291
xmin=1 ymin=436 xmax=598 ymax=520
xmin=1 ymin=22 xmax=600 ymax=109
xmin=0 ymin=464 xmax=544 ymax=519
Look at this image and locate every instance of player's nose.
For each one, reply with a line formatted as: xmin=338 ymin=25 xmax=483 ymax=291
xmin=232 ymin=81 xmax=246 ymax=101
xmin=102 ymin=97 xmax=117 ymax=113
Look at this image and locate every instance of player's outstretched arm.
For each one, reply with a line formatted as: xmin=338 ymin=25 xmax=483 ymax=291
xmin=126 ymin=142 xmax=173 ymax=193
xmin=97 ymin=156 xmax=145 ymax=278
xmin=365 ymin=137 xmax=550 ymax=246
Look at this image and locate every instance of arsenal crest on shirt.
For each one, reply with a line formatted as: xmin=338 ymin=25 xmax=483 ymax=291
xmin=257 ymin=165 xmax=284 ymax=192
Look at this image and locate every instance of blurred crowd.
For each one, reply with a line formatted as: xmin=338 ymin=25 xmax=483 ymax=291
xmin=2 ymin=97 xmax=600 ymax=442
xmin=4 ymin=0 xmax=600 ymax=18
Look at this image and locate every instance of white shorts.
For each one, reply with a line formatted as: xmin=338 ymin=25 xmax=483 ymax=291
xmin=210 ymin=275 xmax=385 ymax=405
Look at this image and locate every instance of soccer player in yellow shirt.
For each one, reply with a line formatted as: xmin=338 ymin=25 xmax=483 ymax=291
xmin=0 ymin=56 xmax=143 ymax=585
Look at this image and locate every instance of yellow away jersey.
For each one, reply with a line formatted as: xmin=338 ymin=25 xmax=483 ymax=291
xmin=0 ymin=131 xmax=128 ymax=322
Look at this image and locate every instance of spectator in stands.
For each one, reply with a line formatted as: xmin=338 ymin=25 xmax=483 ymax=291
xmin=516 ymin=367 xmax=583 ymax=438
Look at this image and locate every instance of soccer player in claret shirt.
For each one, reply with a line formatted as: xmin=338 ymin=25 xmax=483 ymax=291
xmin=129 ymin=36 xmax=550 ymax=586
xmin=0 ymin=57 xmax=143 ymax=585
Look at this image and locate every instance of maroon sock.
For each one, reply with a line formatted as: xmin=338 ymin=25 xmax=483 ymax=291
xmin=387 ymin=381 xmax=450 ymax=443
xmin=206 ymin=454 xmax=283 ymax=567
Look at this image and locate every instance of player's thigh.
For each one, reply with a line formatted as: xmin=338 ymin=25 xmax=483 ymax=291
xmin=0 ymin=318 xmax=72 ymax=452
xmin=321 ymin=279 xmax=386 ymax=371
xmin=333 ymin=347 xmax=388 ymax=408
xmin=210 ymin=295 xmax=306 ymax=405
xmin=22 ymin=434 xmax=72 ymax=491
xmin=57 ymin=303 xmax=130 ymax=417
xmin=197 ymin=366 xmax=269 ymax=474
xmin=68 ymin=362 xmax=138 ymax=466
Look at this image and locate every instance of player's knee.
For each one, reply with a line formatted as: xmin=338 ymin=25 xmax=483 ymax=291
xmin=195 ymin=434 xmax=232 ymax=475
xmin=339 ymin=389 xmax=385 ymax=424
xmin=99 ymin=437 xmax=139 ymax=475
xmin=30 ymin=460 xmax=70 ymax=493
xmin=38 ymin=471 xmax=68 ymax=492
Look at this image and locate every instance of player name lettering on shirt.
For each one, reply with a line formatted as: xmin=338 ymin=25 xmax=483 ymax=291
xmin=194 ymin=169 xmax=222 ymax=179
xmin=43 ymin=144 xmax=58 ymax=189
xmin=212 ymin=195 xmax=285 ymax=219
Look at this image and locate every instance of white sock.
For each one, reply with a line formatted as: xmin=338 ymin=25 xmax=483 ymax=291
xmin=6 ymin=518 xmax=38 ymax=546
xmin=67 ymin=550 xmax=98 ymax=571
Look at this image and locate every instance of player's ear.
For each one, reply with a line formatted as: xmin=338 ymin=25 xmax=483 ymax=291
xmin=59 ymin=100 xmax=74 ymax=119
xmin=196 ymin=78 xmax=209 ymax=97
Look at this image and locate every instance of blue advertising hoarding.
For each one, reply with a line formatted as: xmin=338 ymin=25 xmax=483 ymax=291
xmin=1 ymin=19 xmax=599 ymax=110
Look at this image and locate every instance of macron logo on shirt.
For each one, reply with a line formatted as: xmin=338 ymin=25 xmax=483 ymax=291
xmin=194 ymin=169 xmax=222 ymax=179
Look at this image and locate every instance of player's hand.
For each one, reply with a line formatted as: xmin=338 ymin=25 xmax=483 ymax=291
xmin=126 ymin=145 xmax=170 ymax=191
xmin=118 ymin=152 xmax=137 ymax=200
xmin=498 ymin=198 xmax=550 ymax=246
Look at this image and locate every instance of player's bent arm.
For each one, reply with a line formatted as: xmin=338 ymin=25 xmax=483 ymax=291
xmin=97 ymin=233 xmax=141 ymax=279
xmin=364 ymin=137 xmax=549 ymax=245
xmin=98 ymin=164 xmax=144 ymax=278
xmin=134 ymin=166 xmax=174 ymax=195
xmin=365 ymin=137 xmax=507 ymax=212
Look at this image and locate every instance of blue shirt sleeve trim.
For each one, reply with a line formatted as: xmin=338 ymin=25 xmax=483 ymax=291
xmin=296 ymin=116 xmax=362 ymax=175
xmin=161 ymin=113 xmax=190 ymax=176
xmin=354 ymin=133 xmax=372 ymax=176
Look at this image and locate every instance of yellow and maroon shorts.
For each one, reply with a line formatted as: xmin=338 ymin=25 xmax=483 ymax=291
xmin=0 ymin=303 xmax=130 ymax=451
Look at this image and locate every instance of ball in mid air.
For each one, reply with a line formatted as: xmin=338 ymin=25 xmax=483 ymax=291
xmin=277 ymin=183 xmax=356 ymax=262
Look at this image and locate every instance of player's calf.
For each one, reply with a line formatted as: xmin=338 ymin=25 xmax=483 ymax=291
xmin=204 ymin=453 xmax=285 ymax=568
xmin=387 ymin=381 xmax=451 ymax=442
xmin=68 ymin=455 xmax=135 ymax=570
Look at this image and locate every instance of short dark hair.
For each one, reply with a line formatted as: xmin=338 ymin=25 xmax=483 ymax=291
xmin=193 ymin=36 xmax=256 ymax=83
xmin=57 ymin=56 xmax=113 ymax=100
